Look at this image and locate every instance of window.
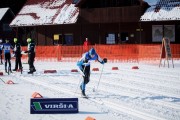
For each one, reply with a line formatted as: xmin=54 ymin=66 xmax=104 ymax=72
xmin=152 ymin=25 xmax=175 ymax=42
xmin=121 ymin=32 xmax=129 ymax=42
xmin=72 ymin=0 xmax=80 ymax=4
xmin=106 ymin=33 xmax=116 ymax=44
xmin=64 ymin=34 xmax=73 ymax=45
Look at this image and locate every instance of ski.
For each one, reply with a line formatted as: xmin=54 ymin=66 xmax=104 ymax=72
xmin=81 ymin=95 xmax=89 ymax=99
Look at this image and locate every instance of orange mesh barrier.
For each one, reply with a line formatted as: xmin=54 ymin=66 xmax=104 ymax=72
xmin=20 ymin=44 xmax=180 ymax=62
xmin=171 ymin=44 xmax=180 ymax=59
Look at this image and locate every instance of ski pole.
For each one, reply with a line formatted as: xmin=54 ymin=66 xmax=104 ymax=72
xmin=75 ymin=65 xmax=86 ymax=94
xmin=0 ymin=78 xmax=5 ymax=84
xmin=95 ymin=64 xmax=104 ymax=92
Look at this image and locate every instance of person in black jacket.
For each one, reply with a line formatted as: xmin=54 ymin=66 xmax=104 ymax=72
xmin=13 ymin=38 xmax=22 ymax=71
xmin=25 ymin=38 xmax=36 ymax=74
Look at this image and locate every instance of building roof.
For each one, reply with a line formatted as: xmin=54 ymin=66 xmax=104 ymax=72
xmin=141 ymin=0 xmax=180 ymax=21
xmin=10 ymin=0 xmax=79 ymax=27
xmin=0 ymin=8 xmax=9 ymax=21
xmin=143 ymin=0 xmax=157 ymax=6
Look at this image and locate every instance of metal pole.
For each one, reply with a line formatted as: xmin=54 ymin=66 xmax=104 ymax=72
xmin=95 ymin=64 xmax=104 ymax=91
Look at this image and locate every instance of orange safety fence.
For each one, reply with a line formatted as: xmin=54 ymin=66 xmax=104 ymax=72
xmin=20 ymin=44 xmax=180 ymax=63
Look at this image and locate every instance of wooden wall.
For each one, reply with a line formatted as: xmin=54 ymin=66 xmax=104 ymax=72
xmin=78 ymin=6 xmax=141 ymax=23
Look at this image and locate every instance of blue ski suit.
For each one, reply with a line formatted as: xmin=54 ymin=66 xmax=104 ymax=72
xmin=77 ymin=48 xmax=105 ymax=93
xmin=2 ymin=42 xmax=13 ymax=71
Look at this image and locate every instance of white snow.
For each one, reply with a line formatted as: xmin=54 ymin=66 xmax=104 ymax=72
xmin=10 ymin=0 xmax=79 ymax=27
xmin=0 ymin=8 xmax=9 ymax=21
xmin=141 ymin=0 xmax=180 ymax=21
xmin=0 ymin=60 xmax=180 ymax=120
xmin=143 ymin=0 xmax=158 ymax=6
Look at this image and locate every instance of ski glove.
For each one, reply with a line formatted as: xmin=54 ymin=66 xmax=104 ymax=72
xmin=24 ymin=51 xmax=28 ymax=53
xmin=84 ymin=58 xmax=89 ymax=63
xmin=103 ymin=58 xmax=107 ymax=63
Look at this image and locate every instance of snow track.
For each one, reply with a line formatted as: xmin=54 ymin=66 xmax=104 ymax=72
xmin=1 ymin=62 xmax=180 ymax=120
xmin=13 ymin=76 xmax=167 ymax=120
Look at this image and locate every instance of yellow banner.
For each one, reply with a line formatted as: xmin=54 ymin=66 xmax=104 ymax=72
xmin=54 ymin=35 xmax=59 ymax=40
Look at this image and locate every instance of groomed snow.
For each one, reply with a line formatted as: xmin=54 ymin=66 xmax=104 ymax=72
xmin=10 ymin=0 xmax=79 ymax=27
xmin=0 ymin=60 xmax=180 ymax=120
xmin=141 ymin=0 xmax=180 ymax=21
xmin=0 ymin=8 xmax=9 ymax=20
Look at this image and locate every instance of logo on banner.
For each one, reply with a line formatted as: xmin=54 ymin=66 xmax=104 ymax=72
xmin=30 ymin=98 xmax=78 ymax=114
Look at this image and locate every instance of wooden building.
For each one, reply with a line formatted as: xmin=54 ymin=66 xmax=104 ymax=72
xmin=140 ymin=0 xmax=180 ymax=44
xmin=10 ymin=0 xmax=180 ymax=45
xmin=0 ymin=8 xmax=15 ymax=43
xmin=10 ymin=0 xmax=150 ymax=45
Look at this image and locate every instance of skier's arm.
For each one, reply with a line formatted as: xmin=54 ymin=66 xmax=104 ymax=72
xmin=97 ymin=55 xmax=107 ymax=64
xmin=77 ymin=61 xmax=85 ymax=76
xmin=77 ymin=53 xmax=86 ymax=71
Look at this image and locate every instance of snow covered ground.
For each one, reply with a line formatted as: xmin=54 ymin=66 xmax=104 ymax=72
xmin=0 ymin=60 xmax=180 ymax=120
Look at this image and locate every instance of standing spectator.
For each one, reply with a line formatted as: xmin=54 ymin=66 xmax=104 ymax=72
xmin=25 ymin=38 xmax=36 ymax=74
xmin=13 ymin=38 xmax=22 ymax=71
xmin=2 ymin=39 xmax=13 ymax=73
xmin=83 ymin=38 xmax=91 ymax=52
xmin=0 ymin=39 xmax=3 ymax=64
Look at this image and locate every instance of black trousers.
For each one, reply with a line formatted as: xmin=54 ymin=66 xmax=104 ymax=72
xmin=28 ymin=53 xmax=36 ymax=71
xmin=4 ymin=53 xmax=11 ymax=70
xmin=0 ymin=50 xmax=2 ymax=63
xmin=82 ymin=65 xmax=90 ymax=84
xmin=14 ymin=53 xmax=22 ymax=69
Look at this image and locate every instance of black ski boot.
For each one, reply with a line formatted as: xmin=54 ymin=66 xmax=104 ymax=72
xmin=13 ymin=69 xmax=17 ymax=71
xmin=28 ymin=71 xmax=33 ymax=74
xmin=81 ymin=90 xmax=86 ymax=97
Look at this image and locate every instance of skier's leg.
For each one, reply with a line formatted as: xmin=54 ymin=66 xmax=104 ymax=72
xmin=81 ymin=65 xmax=90 ymax=96
xmin=84 ymin=65 xmax=90 ymax=84
xmin=7 ymin=54 xmax=12 ymax=72
xmin=13 ymin=57 xmax=18 ymax=71
xmin=4 ymin=54 xmax=7 ymax=72
xmin=0 ymin=52 xmax=3 ymax=64
xmin=19 ymin=56 xmax=22 ymax=69
xmin=8 ymin=59 xmax=12 ymax=72
xmin=32 ymin=53 xmax=36 ymax=71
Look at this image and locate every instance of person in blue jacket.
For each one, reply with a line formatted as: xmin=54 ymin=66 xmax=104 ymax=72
xmin=0 ymin=39 xmax=3 ymax=64
xmin=77 ymin=47 xmax=107 ymax=96
xmin=2 ymin=39 xmax=14 ymax=73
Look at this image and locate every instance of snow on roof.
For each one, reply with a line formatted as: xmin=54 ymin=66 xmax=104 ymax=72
xmin=141 ymin=0 xmax=180 ymax=21
xmin=0 ymin=8 xmax=9 ymax=21
xmin=10 ymin=0 xmax=79 ymax=27
xmin=143 ymin=0 xmax=158 ymax=6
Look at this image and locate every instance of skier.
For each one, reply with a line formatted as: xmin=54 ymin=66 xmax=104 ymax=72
xmin=13 ymin=38 xmax=22 ymax=71
xmin=2 ymin=39 xmax=13 ymax=73
xmin=0 ymin=39 xmax=3 ymax=64
xmin=77 ymin=47 xmax=107 ymax=97
xmin=25 ymin=38 xmax=36 ymax=74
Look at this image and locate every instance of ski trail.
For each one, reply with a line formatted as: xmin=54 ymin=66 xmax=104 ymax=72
xmin=17 ymin=76 xmax=173 ymax=120
xmin=44 ymin=75 xmax=180 ymax=110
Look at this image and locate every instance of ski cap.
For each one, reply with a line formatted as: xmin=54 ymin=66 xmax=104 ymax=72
xmin=27 ymin=38 xmax=31 ymax=43
xmin=89 ymin=48 xmax=96 ymax=56
xmin=14 ymin=38 xmax=18 ymax=43
xmin=5 ymin=39 xmax=9 ymax=43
